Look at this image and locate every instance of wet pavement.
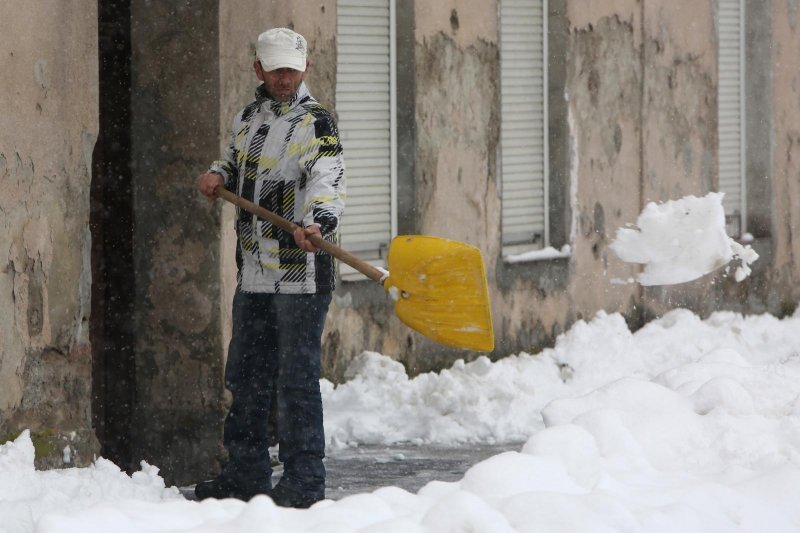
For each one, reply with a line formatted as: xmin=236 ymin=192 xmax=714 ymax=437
xmin=323 ymin=443 xmax=522 ymax=499
xmin=181 ymin=442 xmax=522 ymax=501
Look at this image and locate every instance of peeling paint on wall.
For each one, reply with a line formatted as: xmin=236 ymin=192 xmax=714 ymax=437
xmin=415 ymin=32 xmax=501 ymax=248
xmin=788 ymin=0 xmax=798 ymax=29
xmin=565 ymin=14 xmax=643 ymax=313
xmin=0 ymin=2 xmax=99 ymax=466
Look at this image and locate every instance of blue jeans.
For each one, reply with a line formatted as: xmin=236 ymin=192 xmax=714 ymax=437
xmin=222 ymin=289 xmax=331 ymax=498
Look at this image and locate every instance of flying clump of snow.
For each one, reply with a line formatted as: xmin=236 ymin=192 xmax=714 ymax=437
xmin=610 ymin=192 xmax=759 ymax=285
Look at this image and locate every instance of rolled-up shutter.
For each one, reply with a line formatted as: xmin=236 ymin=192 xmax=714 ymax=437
xmin=717 ymin=0 xmax=745 ymax=233
xmin=500 ymin=0 xmax=548 ymax=247
xmin=336 ymin=0 xmax=396 ymax=264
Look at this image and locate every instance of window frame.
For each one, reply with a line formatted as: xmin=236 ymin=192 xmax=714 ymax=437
xmin=498 ymin=0 xmax=550 ymax=255
xmin=335 ymin=0 xmax=398 ymax=281
xmin=716 ymin=0 xmax=747 ymax=237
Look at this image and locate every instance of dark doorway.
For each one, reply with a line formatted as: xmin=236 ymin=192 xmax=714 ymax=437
xmin=90 ymin=0 xmax=136 ymax=472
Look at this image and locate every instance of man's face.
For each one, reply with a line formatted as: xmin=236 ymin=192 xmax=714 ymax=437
xmin=254 ymin=61 xmax=307 ymax=102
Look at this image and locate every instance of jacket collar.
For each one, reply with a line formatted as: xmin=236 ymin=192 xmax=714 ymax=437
xmin=255 ymin=82 xmax=309 ymax=116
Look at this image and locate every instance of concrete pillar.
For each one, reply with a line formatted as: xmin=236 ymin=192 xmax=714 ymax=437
xmin=128 ymin=0 xmax=225 ymax=485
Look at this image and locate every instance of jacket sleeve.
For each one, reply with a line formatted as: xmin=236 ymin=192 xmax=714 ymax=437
xmin=208 ymin=115 xmax=241 ymax=192
xmin=298 ymin=111 xmax=346 ymax=235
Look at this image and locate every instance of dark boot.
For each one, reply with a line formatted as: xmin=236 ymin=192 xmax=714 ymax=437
xmin=266 ymin=479 xmax=324 ymax=509
xmin=195 ymin=473 xmax=270 ymax=501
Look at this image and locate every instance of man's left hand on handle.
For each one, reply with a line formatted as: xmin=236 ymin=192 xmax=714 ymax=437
xmin=294 ymin=224 xmax=321 ymax=253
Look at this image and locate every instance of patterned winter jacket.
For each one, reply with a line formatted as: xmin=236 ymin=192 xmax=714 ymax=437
xmin=209 ymin=82 xmax=346 ymax=294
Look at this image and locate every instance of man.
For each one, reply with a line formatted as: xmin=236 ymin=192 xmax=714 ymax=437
xmin=195 ymin=27 xmax=345 ymax=508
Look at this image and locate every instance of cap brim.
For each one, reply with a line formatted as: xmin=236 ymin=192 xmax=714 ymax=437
xmin=260 ymin=55 xmax=306 ymax=72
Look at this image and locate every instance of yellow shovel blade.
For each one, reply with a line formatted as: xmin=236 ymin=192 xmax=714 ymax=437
xmin=384 ymin=235 xmax=494 ymax=352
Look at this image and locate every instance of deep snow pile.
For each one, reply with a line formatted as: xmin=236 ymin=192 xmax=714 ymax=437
xmin=3 ymin=308 xmax=800 ymax=532
xmin=0 ymin=432 xmax=179 ymax=533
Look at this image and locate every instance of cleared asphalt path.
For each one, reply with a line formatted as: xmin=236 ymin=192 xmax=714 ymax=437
xmin=323 ymin=443 xmax=521 ymax=499
xmin=181 ymin=443 xmax=521 ymax=501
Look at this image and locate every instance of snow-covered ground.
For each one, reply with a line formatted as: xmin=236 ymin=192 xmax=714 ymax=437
xmin=3 ymin=309 xmax=800 ymax=532
xmin=2 ymin=192 xmax=796 ymax=532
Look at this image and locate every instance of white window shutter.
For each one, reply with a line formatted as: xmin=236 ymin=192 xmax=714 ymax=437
xmin=336 ymin=0 xmax=396 ymax=263
xmin=717 ymin=0 xmax=746 ymax=233
xmin=500 ymin=0 xmax=548 ymax=247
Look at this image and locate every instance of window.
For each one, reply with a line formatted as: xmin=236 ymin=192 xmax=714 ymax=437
xmin=336 ymin=0 xmax=397 ymax=276
xmin=717 ymin=0 xmax=746 ymax=236
xmin=499 ymin=0 xmax=548 ymax=252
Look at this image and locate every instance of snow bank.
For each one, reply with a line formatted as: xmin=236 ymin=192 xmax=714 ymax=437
xmin=4 ymin=308 xmax=800 ymax=532
xmin=0 ymin=431 xmax=180 ymax=533
xmin=322 ymin=349 xmax=552 ymax=447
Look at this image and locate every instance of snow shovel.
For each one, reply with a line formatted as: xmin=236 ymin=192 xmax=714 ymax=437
xmin=215 ymin=186 xmax=495 ymax=352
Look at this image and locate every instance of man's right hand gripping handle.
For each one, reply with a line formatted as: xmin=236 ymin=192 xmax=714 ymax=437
xmin=197 ymin=172 xmax=225 ymax=202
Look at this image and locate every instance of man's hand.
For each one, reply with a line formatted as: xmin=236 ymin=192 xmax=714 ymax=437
xmin=294 ymin=224 xmax=322 ymax=253
xmin=196 ymin=172 xmax=224 ymax=202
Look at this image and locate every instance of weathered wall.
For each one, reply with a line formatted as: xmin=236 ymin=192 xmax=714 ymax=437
xmin=414 ymin=2 xmax=500 ymax=251
xmin=272 ymin=0 xmax=800 ymax=380
xmin=0 ymin=1 xmax=99 ymax=466
xmin=219 ymin=0 xmax=338 ymax=119
xmin=369 ymin=0 xmax=797 ymax=374
xmin=128 ymin=0 xmax=225 ymax=484
xmin=744 ymin=0 xmax=773 ymax=240
xmin=769 ymin=0 xmax=800 ymax=309
xmin=411 ymin=0 xmax=504 ymax=370
xmin=637 ymin=1 xmax=724 ymax=315
xmin=562 ymin=4 xmax=643 ymax=318
xmin=397 ymin=0 xmax=646 ymax=367
xmin=327 ymin=0 xmax=509 ymax=376
xmin=641 ymin=2 xmax=716 ymax=200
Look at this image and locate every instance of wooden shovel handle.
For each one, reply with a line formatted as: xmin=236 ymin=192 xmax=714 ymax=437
xmin=215 ymin=186 xmax=386 ymax=285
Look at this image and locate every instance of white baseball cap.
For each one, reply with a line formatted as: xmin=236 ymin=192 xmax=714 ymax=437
xmin=256 ymin=28 xmax=307 ymax=72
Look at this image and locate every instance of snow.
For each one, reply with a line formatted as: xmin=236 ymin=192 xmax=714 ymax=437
xmin=0 ymin=192 xmax=790 ymax=531
xmin=3 ymin=309 xmax=800 ymax=532
xmin=504 ymin=245 xmax=572 ymax=263
xmin=610 ymin=192 xmax=759 ymax=285
xmin=0 ymin=432 xmax=179 ymax=533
